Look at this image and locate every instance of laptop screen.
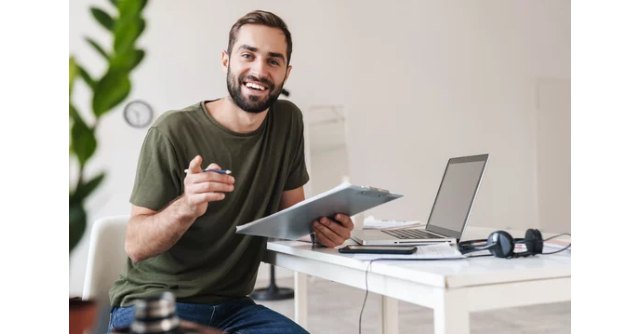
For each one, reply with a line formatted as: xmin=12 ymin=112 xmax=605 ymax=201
xmin=425 ymin=154 xmax=488 ymax=239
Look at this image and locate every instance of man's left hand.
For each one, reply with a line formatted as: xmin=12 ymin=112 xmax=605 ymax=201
xmin=312 ymin=213 xmax=354 ymax=248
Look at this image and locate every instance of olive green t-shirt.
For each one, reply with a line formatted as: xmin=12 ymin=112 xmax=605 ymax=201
xmin=109 ymin=100 xmax=309 ymax=306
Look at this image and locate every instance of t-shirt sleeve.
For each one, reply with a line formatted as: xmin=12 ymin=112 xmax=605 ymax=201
xmin=284 ymin=109 xmax=310 ymax=191
xmin=130 ymin=127 xmax=183 ymax=211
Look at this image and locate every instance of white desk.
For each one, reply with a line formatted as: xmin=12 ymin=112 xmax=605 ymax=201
xmin=264 ymin=229 xmax=570 ymax=334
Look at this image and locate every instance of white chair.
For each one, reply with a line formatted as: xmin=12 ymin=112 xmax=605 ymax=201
xmin=82 ymin=215 xmax=130 ymax=334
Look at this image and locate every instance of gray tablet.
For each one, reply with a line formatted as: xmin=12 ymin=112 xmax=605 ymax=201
xmin=235 ymin=183 xmax=402 ymax=240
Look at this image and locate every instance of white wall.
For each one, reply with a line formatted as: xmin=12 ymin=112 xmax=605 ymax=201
xmin=70 ymin=0 xmax=570 ymax=295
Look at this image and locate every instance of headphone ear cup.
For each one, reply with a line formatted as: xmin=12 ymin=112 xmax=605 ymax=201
xmin=524 ymin=229 xmax=544 ymax=255
xmin=487 ymin=230 xmax=515 ymax=258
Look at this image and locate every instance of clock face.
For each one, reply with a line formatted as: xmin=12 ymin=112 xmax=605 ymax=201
xmin=124 ymin=100 xmax=154 ymax=128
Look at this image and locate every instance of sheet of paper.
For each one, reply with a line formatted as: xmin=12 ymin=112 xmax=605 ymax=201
xmin=362 ymin=215 xmax=425 ymax=230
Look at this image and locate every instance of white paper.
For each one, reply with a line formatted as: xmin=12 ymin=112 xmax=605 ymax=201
xmin=362 ymin=215 xmax=425 ymax=230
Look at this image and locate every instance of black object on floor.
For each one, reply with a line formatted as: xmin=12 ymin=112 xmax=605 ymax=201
xmin=251 ymin=264 xmax=294 ymax=301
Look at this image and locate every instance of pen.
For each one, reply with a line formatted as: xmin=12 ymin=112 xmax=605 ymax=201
xmin=184 ymin=168 xmax=232 ymax=175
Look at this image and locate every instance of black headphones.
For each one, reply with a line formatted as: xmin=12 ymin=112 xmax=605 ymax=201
xmin=458 ymin=229 xmax=544 ymax=258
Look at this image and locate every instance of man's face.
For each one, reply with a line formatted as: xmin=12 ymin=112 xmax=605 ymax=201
xmin=224 ymin=24 xmax=291 ymax=113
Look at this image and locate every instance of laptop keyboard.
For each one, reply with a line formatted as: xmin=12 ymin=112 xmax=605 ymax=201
xmin=381 ymin=229 xmax=443 ymax=239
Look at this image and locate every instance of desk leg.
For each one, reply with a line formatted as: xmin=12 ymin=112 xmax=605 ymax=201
xmin=294 ymin=271 xmax=308 ymax=328
xmin=433 ymin=290 xmax=469 ymax=334
xmin=381 ymin=296 xmax=399 ymax=334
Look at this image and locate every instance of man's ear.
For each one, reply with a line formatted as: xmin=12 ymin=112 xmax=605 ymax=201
xmin=284 ymin=64 xmax=292 ymax=83
xmin=221 ymin=50 xmax=230 ymax=72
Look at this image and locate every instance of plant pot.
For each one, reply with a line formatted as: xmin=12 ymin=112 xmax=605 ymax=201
xmin=70 ymin=297 xmax=97 ymax=334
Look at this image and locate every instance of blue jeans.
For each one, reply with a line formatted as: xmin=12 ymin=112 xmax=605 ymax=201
xmin=109 ymin=297 xmax=308 ymax=334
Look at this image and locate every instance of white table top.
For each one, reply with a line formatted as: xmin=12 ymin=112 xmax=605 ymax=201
xmin=267 ymin=227 xmax=571 ymax=289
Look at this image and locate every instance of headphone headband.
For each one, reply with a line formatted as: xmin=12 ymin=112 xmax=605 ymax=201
xmin=457 ymin=229 xmax=544 ymax=258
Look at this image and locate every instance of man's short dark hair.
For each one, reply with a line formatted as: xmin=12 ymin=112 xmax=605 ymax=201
xmin=227 ymin=10 xmax=293 ymax=64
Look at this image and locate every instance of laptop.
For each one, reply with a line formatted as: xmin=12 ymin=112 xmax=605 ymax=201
xmin=351 ymin=154 xmax=488 ymax=245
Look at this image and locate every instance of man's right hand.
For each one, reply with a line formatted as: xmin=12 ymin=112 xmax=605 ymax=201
xmin=126 ymin=155 xmax=235 ymax=263
xmin=181 ymin=155 xmax=235 ymax=218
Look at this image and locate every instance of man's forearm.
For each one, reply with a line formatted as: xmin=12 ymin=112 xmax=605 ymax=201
xmin=125 ymin=196 xmax=198 ymax=263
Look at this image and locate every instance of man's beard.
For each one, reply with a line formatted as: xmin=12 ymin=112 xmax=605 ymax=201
xmin=226 ymin=71 xmax=284 ymax=114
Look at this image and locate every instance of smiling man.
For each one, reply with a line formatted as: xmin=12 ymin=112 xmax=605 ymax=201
xmin=107 ymin=10 xmax=353 ymax=334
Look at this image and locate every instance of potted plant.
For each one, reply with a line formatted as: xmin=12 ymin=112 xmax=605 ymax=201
xmin=69 ymin=0 xmax=147 ymax=333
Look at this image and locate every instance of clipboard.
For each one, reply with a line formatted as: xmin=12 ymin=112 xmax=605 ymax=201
xmin=235 ymin=182 xmax=402 ymax=240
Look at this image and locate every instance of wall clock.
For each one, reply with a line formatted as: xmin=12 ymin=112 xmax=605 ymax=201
xmin=123 ymin=100 xmax=154 ymax=128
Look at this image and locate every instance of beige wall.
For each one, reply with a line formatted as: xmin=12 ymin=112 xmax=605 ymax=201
xmin=70 ymin=0 xmax=570 ymax=295
xmin=536 ymin=79 xmax=571 ymax=233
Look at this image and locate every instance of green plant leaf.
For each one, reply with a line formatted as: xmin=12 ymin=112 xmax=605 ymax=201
xmin=69 ymin=57 xmax=78 ymax=95
xmin=70 ymin=106 xmax=97 ymax=165
xmin=70 ymin=0 xmax=148 ymax=254
xmin=113 ymin=19 xmax=144 ymax=55
xmin=76 ymin=64 xmax=96 ymax=91
xmin=70 ymin=173 xmax=105 ymax=205
xmin=130 ymin=49 xmax=145 ymax=70
xmin=138 ymin=18 xmax=146 ymax=43
xmin=85 ymin=37 xmax=110 ymax=60
xmin=111 ymin=0 xmax=146 ymax=63
xmin=69 ymin=201 xmax=87 ymax=252
xmin=111 ymin=48 xmax=145 ymax=71
xmin=69 ymin=103 xmax=77 ymax=153
xmin=118 ymin=0 xmax=145 ymax=15
xmin=90 ymin=7 xmax=114 ymax=31
xmin=92 ymin=69 xmax=131 ymax=116
xmin=69 ymin=102 xmax=80 ymax=119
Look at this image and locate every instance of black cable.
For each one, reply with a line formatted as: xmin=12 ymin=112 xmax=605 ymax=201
xmin=465 ymin=253 xmax=493 ymax=258
xmin=541 ymin=233 xmax=571 ymax=255
xmin=543 ymin=232 xmax=571 ymax=241
xmin=358 ymin=257 xmax=468 ymax=334
xmin=359 ymin=258 xmax=386 ymax=334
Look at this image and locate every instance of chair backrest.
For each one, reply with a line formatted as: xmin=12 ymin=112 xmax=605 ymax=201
xmin=82 ymin=215 xmax=129 ymax=333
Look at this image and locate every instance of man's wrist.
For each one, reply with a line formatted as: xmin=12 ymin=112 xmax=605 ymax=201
xmin=171 ymin=196 xmax=199 ymax=224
